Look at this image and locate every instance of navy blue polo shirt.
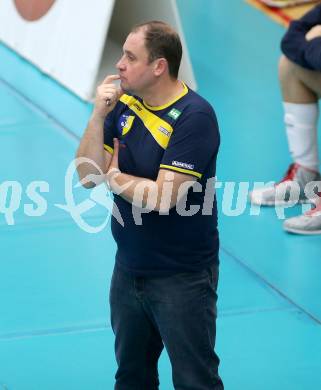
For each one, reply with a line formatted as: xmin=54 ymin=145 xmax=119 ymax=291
xmin=104 ymin=83 xmax=220 ymax=276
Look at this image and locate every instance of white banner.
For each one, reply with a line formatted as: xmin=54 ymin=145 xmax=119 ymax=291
xmin=0 ymin=0 xmax=114 ymax=100
xmin=0 ymin=0 xmax=196 ymax=100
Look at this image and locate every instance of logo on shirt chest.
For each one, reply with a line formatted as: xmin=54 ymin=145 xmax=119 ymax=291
xmin=119 ymin=114 xmax=135 ymax=136
xmin=167 ymin=108 xmax=181 ymax=121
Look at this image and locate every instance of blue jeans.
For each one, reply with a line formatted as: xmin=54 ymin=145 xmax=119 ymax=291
xmin=109 ymin=262 xmax=224 ymax=390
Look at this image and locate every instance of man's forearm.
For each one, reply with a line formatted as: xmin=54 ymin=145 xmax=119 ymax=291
xmin=108 ymin=171 xmax=165 ymax=211
xmin=76 ymin=115 xmax=109 ymax=185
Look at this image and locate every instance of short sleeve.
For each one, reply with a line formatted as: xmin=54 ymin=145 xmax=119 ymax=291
xmin=103 ymin=110 xmax=116 ymax=155
xmin=160 ymin=111 xmax=220 ymax=179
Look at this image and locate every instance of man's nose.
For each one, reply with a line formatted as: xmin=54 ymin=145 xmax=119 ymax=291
xmin=116 ymin=57 xmax=125 ymax=71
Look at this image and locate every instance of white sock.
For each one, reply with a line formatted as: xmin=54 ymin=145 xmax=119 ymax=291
xmin=283 ymin=102 xmax=320 ymax=172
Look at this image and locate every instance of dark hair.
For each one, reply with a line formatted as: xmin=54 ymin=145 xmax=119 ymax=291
xmin=131 ymin=21 xmax=182 ymax=79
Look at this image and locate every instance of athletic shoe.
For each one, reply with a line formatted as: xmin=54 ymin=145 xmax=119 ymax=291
xmin=249 ymin=163 xmax=321 ymax=206
xmin=283 ymin=199 xmax=321 ymax=235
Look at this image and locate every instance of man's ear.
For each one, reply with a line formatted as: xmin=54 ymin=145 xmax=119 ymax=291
xmin=153 ymin=58 xmax=168 ymax=77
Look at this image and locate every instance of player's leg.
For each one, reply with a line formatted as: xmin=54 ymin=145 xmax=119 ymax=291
xmin=284 ymin=56 xmax=321 ymax=101
xmin=279 ymin=55 xmax=320 ymax=172
xmin=249 ymin=55 xmax=321 ymax=207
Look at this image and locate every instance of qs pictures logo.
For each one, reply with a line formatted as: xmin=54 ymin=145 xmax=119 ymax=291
xmin=55 ymin=158 xmax=124 ymax=234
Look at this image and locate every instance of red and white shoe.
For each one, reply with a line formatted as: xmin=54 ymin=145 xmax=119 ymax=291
xmin=249 ymin=163 xmax=321 ymax=206
xmin=283 ymin=198 xmax=321 ymax=235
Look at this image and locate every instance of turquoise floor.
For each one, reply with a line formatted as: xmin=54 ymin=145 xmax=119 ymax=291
xmin=1 ymin=1 xmax=321 ymax=389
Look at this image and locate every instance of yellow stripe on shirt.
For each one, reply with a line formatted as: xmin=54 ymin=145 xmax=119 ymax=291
xmin=160 ymin=164 xmax=202 ymax=178
xmin=104 ymin=144 xmax=114 ymax=154
xmin=143 ymin=82 xmax=188 ymax=111
xmin=120 ymin=95 xmax=173 ymax=149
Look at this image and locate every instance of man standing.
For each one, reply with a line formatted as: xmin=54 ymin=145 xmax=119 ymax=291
xmin=76 ymin=21 xmax=223 ymax=389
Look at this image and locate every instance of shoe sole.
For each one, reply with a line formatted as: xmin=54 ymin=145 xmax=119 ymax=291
xmin=283 ymin=226 xmax=321 ymax=235
xmin=249 ymin=198 xmax=311 ymax=206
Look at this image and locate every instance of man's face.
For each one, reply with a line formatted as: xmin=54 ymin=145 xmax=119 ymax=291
xmin=116 ymin=29 xmax=157 ymax=94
